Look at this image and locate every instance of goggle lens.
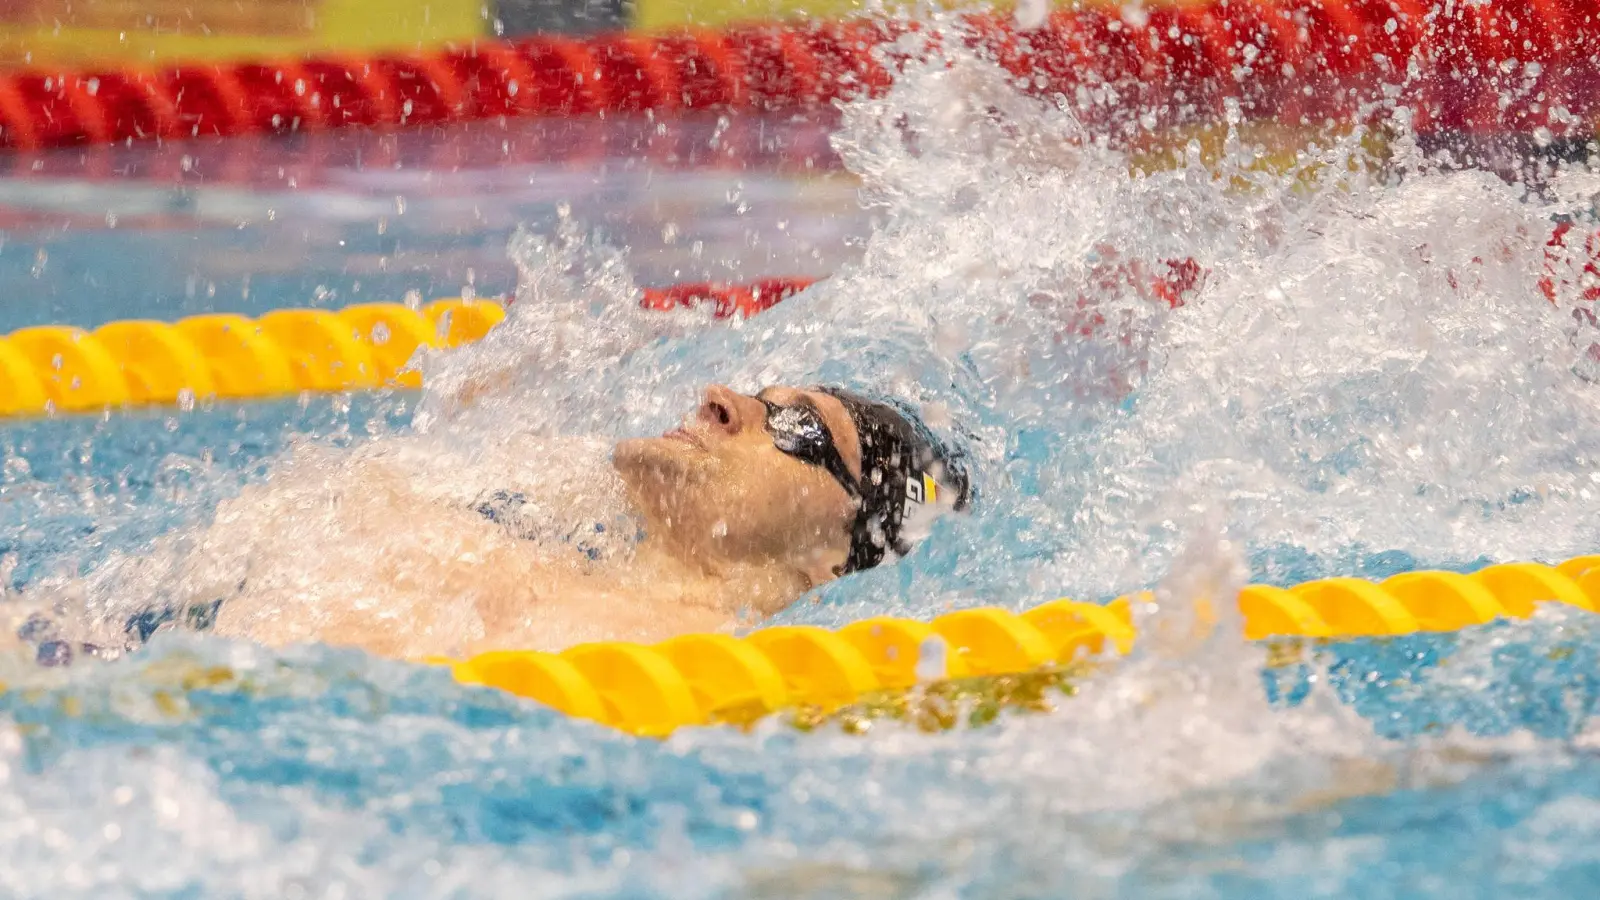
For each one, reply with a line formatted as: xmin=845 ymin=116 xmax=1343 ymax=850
xmin=764 ymin=402 xmax=830 ymax=459
xmin=759 ymin=397 xmax=859 ymax=498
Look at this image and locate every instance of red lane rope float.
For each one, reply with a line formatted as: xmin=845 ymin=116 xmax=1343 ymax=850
xmin=724 ymin=25 xmax=823 ymax=111
xmin=164 ymin=64 xmax=252 ymax=139
xmin=8 ymin=71 xmax=112 ymax=147
xmin=442 ymin=43 xmax=536 ymax=119
xmin=1542 ymin=225 xmax=1600 ymax=366
xmin=376 ymin=53 xmax=466 ymax=127
xmin=1545 ymin=224 xmax=1600 ymax=305
xmin=0 ymin=76 xmax=39 ymax=149
xmin=0 ymin=1 xmax=1596 ymax=152
xmin=304 ymin=57 xmax=400 ymax=129
xmin=636 ymin=277 xmax=819 ymax=318
xmin=92 ymin=71 xmax=181 ymax=143
xmin=231 ymin=60 xmax=327 ymax=135
xmin=658 ymin=31 xmax=746 ymax=110
xmin=513 ymin=37 xmax=606 ymax=116
xmin=588 ymin=36 xmax=683 ymax=114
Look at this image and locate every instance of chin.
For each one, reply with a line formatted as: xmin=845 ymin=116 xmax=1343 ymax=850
xmin=612 ymin=436 xmax=703 ymax=484
xmin=613 ymin=437 xmax=722 ymax=531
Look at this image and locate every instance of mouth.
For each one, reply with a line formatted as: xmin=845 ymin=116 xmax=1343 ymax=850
xmin=663 ymin=428 xmax=703 ymax=450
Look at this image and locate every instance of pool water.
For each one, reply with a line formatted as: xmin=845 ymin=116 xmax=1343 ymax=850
xmin=3 ymin=16 xmax=1600 ymax=898
xmin=0 ymin=113 xmax=861 ymax=334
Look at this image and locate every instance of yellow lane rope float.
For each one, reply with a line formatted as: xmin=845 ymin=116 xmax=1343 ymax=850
xmin=0 ymin=298 xmax=506 ymax=416
xmin=433 ymin=555 xmax=1600 ymax=737
xmin=0 ymin=278 xmax=818 ymax=417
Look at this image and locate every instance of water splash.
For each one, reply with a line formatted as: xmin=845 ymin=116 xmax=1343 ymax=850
xmin=18 ymin=1 xmax=1600 ymax=672
xmin=0 ymin=8 xmax=1599 ymax=895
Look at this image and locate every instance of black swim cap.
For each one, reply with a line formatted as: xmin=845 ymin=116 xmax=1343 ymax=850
xmin=815 ymin=387 xmax=972 ymax=574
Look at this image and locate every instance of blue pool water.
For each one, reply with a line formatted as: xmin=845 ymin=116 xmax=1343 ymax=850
xmin=0 ymin=114 xmax=858 ymax=334
xmin=4 ymin=20 xmax=1600 ymax=897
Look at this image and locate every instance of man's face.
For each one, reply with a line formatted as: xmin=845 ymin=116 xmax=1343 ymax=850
xmin=612 ymin=384 xmax=863 ymax=580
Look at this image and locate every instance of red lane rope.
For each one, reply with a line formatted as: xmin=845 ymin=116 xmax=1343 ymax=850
xmin=684 ymin=229 xmax=1600 ymax=348
xmin=631 ymin=261 xmax=1199 ymax=322
xmin=656 ymin=228 xmax=1600 ymax=382
xmin=629 ymin=276 xmax=820 ymax=319
xmin=0 ymin=2 xmax=1594 ymax=151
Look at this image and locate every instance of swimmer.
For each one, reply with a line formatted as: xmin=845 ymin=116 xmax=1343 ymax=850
xmin=11 ymin=384 xmax=971 ymax=663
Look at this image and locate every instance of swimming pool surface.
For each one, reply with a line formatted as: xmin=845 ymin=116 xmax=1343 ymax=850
xmin=0 ymin=114 xmax=860 ymax=333
xmin=4 ymin=28 xmax=1600 ymax=898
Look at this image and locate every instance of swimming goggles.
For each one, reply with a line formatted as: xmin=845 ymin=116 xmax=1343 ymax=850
xmin=758 ymin=396 xmax=861 ymax=500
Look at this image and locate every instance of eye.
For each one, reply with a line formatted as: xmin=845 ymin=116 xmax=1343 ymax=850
xmin=772 ymin=407 xmax=817 ymax=435
xmin=768 ymin=406 xmax=827 ymax=454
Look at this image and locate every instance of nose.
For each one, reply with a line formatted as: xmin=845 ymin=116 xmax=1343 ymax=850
xmin=697 ymin=384 xmax=752 ymax=436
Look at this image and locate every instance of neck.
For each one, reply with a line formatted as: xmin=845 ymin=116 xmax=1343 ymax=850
xmin=553 ymin=482 xmax=823 ymax=622
xmin=624 ymin=528 xmax=814 ymax=619
xmin=464 ymin=503 xmax=821 ymax=655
